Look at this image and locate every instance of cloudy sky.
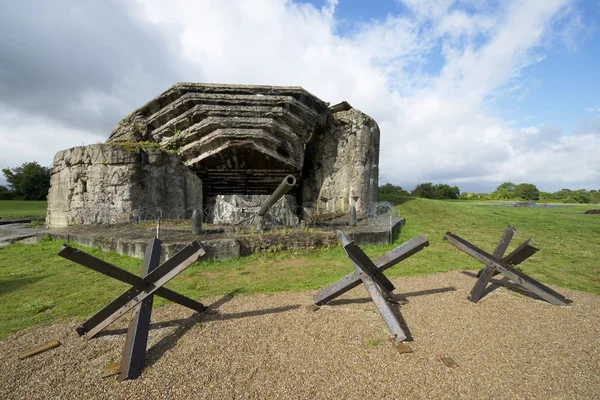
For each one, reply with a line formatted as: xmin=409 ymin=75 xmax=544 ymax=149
xmin=1 ymin=0 xmax=599 ymax=193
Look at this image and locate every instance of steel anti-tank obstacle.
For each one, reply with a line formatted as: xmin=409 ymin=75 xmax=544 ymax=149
xmin=314 ymin=231 xmax=429 ymax=343
xmin=58 ymin=237 xmax=207 ymax=380
xmin=443 ymin=226 xmax=570 ymax=306
xmin=52 ymin=221 xmax=572 ymax=380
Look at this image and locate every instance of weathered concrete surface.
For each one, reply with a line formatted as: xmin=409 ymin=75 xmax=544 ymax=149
xmin=0 ymin=223 xmax=47 ymax=247
xmin=302 ymin=103 xmax=380 ymax=216
xmin=40 ymin=219 xmax=402 ymax=261
xmin=207 ymin=194 xmax=299 ymax=226
xmin=43 ymin=227 xmax=240 ymax=262
xmin=46 ymin=144 xmax=202 ymax=228
xmin=0 ymin=218 xmax=44 ymax=226
xmin=47 ymin=83 xmax=381 ymax=228
xmin=107 ymin=83 xmax=330 ymax=196
xmin=109 ymin=113 xmax=148 ymax=143
xmin=235 ymin=222 xmax=401 ymax=256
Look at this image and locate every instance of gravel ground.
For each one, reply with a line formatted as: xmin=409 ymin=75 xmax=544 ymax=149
xmin=1 ymin=270 xmax=599 ymax=399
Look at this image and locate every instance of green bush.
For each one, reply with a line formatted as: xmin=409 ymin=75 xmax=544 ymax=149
xmin=0 ymin=185 xmax=14 ymax=200
xmin=378 ymin=183 xmax=413 ymax=205
xmin=514 ymin=183 xmax=540 ymax=201
xmin=411 ymin=183 xmax=460 ymax=199
xmin=2 ymin=162 xmax=51 ymax=200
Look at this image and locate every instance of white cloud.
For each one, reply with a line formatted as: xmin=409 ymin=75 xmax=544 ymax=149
xmin=0 ymin=0 xmax=598 ymax=192
xmin=0 ymin=107 xmax=105 ymax=167
xmin=0 ymin=106 xmax=106 ymax=185
xmin=520 ymin=127 xmax=540 ymax=134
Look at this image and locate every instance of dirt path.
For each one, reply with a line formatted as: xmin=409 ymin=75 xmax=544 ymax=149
xmin=1 ymin=270 xmax=599 ymax=399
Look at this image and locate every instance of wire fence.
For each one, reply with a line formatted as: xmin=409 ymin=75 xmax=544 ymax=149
xmin=85 ymin=201 xmax=402 ymax=233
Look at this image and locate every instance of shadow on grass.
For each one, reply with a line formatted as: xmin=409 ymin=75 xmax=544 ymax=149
xmin=207 ymin=288 xmax=243 ymax=310
xmin=0 ymin=275 xmax=50 ymax=296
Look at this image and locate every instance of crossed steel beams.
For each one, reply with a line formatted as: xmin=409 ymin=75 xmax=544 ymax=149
xmin=444 ymin=227 xmax=569 ymax=306
xmin=314 ymin=232 xmax=429 ymax=343
xmin=58 ymin=239 xmax=207 ymax=380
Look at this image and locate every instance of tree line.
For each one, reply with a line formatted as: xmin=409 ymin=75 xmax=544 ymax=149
xmin=379 ymin=182 xmax=460 ymax=203
xmin=1 ymin=162 xmax=51 ymax=200
xmin=461 ymin=182 xmax=600 ymax=203
xmin=1 ymin=160 xmax=598 ymax=205
xmin=379 ymin=182 xmax=600 ymax=204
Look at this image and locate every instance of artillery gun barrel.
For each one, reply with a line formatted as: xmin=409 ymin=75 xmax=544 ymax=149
xmin=258 ymin=175 xmax=297 ymax=217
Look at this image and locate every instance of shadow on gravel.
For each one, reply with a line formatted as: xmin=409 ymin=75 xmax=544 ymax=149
xmin=324 ymin=286 xmax=458 ymax=342
xmin=141 ymin=290 xmax=300 ymax=368
xmin=209 ymin=305 xmax=300 ymax=322
xmin=207 ymin=288 xmax=243 ymax=310
xmin=145 ymin=312 xmax=203 ymax=368
xmin=327 ymin=286 xmax=457 ymax=306
xmin=98 ymin=289 xmax=296 ymax=337
xmin=388 ymin=301 xmax=414 ymax=342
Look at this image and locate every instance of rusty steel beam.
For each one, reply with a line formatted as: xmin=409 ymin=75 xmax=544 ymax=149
xmin=444 ymin=232 xmax=569 ymax=306
xmin=83 ymin=241 xmax=205 ymax=338
xmin=58 ymin=245 xmax=207 ymax=328
xmin=469 ymin=266 xmax=497 ymax=303
xmin=58 ymin=238 xmax=209 ymax=381
xmin=314 ymin=230 xmax=414 ymax=342
xmin=343 ymin=241 xmax=395 ymax=293
xmin=470 ymin=226 xmax=515 ymax=302
xmin=503 ymin=239 xmax=539 ymax=266
xmin=318 ymin=230 xmax=414 ymax=343
xmin=475 ymin=240 xmax=538 ymax=278
xmin=476 ymin=227 xmax=539 ymax=279
xmin=353 ymin=265 xmax=407 ymax=343
xmin=313 ymin=234 xmax=429 ymax=305
xmin=493 ymin=226 xmax=516 ymax=258
xmin=119 ymin=237 xmax=162 ymax=381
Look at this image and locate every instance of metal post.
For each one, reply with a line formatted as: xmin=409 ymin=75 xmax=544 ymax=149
xmin=57 ymin=239 xmax=209 ymax=380
xmin=348 ymin=205 xmax=357 ymax=227
xmin=191 ymin=209 xmax=202 ymax=235
xmin=354 ymin=266 xmax=407 ymax=343
xmin=470 ymin=226 xmax=515 ymax=301
xmin=320 ymin=230 xmax=413 ymax=343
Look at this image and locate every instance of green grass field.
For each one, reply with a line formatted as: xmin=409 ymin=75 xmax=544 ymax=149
xmin=0 ymin=198 xmax=598 ymax=338
xmin=0 ymin=200 xmax=47 ymax=219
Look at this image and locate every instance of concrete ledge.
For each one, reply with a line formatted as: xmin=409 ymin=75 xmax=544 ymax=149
xmin=0 ymin=218 xmax=44 ymax=226
xmin=38 ymin=218 xmax=404 ymax=261
xmin=40 ymin=231 xmax=241 ymax=262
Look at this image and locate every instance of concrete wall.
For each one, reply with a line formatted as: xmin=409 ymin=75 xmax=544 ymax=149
xmin=302 ymin=107 xmax=380 ymax=216
xmin=46 ymin=144 xmax=202 ymax=228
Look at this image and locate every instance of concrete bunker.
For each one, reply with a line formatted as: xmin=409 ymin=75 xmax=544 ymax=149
xmin=46 ymin=83 xmax=381 ymax=229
